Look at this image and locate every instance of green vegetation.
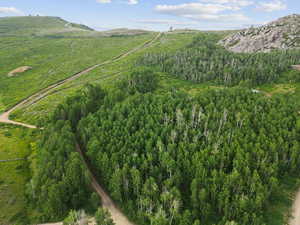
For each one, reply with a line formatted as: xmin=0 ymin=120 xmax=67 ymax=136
xmin=30 ymin=72 xmax=300 ymax=224
xmin=118 ymin=67 xmax=159 ymax=94
xmin=0 ymin=125 xmax=36 ymax=225
xmin=138 ymin=33 xmax=300 ymax=86
xmin=0 ymin=16 xmax=156 ymax=111
xmin=95 ymin=208 xmax=115 ymax=225
xmin=11 ymin=32 xmax=198 ymax=124
xmin=26 ymin=120 xmax=91 ymax=221
xmin=63 ymin=210 xmax=89 ymax=225
xmin=1 ymin=16 xmax=300 ymax=225
xmin=0 ymin=16 xmax=92 ymax=36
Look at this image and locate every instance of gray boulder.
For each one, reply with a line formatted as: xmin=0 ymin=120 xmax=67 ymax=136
xmin=219 ymin=14 xmax=300 ymax=53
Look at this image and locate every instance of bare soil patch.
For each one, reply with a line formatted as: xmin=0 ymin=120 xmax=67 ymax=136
xmin=292 ymin=65 xmax=300 ymax=71
xmin=289 ymin=188 xmax=300 ymax=225
xmin=8 ymin=66 xmax=32 ymax=77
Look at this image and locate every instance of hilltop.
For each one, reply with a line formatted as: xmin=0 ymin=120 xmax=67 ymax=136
xmin=0 ymin=16 xmax=93 ymax=36
xmin=219 ymin=14 xmax=300 ymax=53
xmin=0 ymin=17 xmax=154 ymax=37
xmin=98 ymin=28 xmax=152 ymax=37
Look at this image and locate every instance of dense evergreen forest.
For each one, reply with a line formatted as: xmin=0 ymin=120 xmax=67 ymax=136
xmin=138 ymin=33 xmax=300 ymax=86
xmin=27 ymin=63 xmax=300 ymax=224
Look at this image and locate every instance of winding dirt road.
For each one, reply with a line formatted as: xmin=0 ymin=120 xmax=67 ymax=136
xmin=1 ymin=33 xmax=299 ymax=225
xmin=0 ymin=32 xmax=162 ymax=129
xmin=1 ymin=33 xmax=161 ymax=225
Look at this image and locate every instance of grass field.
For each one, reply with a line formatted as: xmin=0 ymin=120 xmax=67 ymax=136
xmin=0 ymin=125 xmax=38 ymax=225
xmin=0 ymin=32 xmax=155 ymax=111
xmin=11 ymin=32 xmax=201 ymax=124
xmin=0 ymin=16 xmax=93 ymax=37
xmin=11 ymin=31 xmax=300 ymax=126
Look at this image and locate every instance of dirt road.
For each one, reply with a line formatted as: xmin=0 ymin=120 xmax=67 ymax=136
xmin=292 ymin=65 xmax=300 ymax=71
xmin=0 ymin=32 xmax=162 ymax=129
xmin=0 ymin=33 xmax=162 ymax=225
xmin=289 ymin=188 xmax=300 ymax=225
xmin=2 ymin=33 xmax=299 ymax=225
xmin=76 ymin=143 xmax=135 ymax=225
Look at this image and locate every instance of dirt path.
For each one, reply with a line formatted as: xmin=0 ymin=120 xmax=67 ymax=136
xmin=0 ymin=33 xmax=162 ymax=225
xmin=76 ymin=143 xmax=135 ymax=225
xmin=289 ymin=188 xmax=300 ymax=225
xmin=0 ymin=32 xmax=161 ymax=129
xmin=4 ymin=33 xmax=299 ymax=225
xmin=292 ymin=65 xmax=300 ymax=71
xmin=0 ymin=158 xmax=26 ymax=162
xmin=37 ymin=218 xmax=96 ymax=225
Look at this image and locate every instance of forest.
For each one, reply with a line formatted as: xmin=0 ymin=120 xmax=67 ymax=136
xmin=27 ymin=65 xmax=300 ymax=224
xmin=138 ymin=33 xmax=300 ymax=86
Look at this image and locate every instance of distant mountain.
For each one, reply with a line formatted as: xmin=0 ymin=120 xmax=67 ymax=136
xmin=219 ymin=14 xmax=300 ymax=53
xmin=98 ymin=28 xmax=152 ymax=37
xmin=0 ymin=16 xmax=94 ymax=36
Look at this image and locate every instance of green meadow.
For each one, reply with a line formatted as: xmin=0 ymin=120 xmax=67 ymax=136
xmin=0 ymin=125 xmax=38 ymax=225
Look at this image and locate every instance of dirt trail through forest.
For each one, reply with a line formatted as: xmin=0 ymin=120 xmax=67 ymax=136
xmin=0 ymin=33 xmax=161 ymax=225
xmin=76 ymin=143 xmax=136 ymax=225
xmin=2 ymin=33 xmax=299 ymax=225
xmin=289 ymin=188 xmax=300 ymax=225
xmin=0 ymin=32 xmax=161 ymax=129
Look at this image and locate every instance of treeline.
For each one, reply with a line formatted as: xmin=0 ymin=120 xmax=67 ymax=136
xmin=28 ymin=67 xmax=300 ymax=224
xmin=26 ymin=68 xmax=157 ymax=222
xmin=26 ymin=84 xmax=107 ymax=222
xmin=25 ymin=120 xmax=92 ymax=221
xmin=137 ymin=33 xmax=300 ymax=86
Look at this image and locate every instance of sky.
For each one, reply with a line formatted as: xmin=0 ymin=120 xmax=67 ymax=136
xmin=0 ymin=0 xmax=299 ymax=31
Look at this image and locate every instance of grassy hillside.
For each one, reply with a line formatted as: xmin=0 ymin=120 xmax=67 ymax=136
xmin=0 ymin=16 xmax=93 ymax=36
xmin=11 ymin=32 xmax=199 ymax=123
xmin=0 ymin=18 xmax=158 ymax=224
xmin=0 ymin=125 xmax=37 ymax=225
xmin=11 ymin=31 xmax=300 ymax=125
xmin=0 ymin=19 xmax=156 ymax=112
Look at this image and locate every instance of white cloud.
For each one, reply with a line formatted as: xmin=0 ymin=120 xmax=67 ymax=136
xmin=185 ymin=13 xmax=250 ymax=22
xmin=201 ymin=0 xmax=254 ymax=7
xmin=154 ymin=2 xmax=251 ymax=24
xmin=257 ymin=0 xmax=287 ymax=12
xmin=128 ymin=0 xmax=138 ymax=5
xmin=96 ymin=0 xmax=138 ymax=4
xmin=96 ymin=0 xmax=112 ymax=3
xmin=155 ymin=3 xmax=239 ymax=16
xmin=0 ymin=7 xmax=24 ymax=15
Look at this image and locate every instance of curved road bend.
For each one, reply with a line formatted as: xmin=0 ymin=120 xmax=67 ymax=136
xmin=1 ymin=33 xmax=162 ymax=225
xmin=1 ymin=33 xmax=299 ymax=225
xmin=0 ymin=32 xmax=162 ymax=129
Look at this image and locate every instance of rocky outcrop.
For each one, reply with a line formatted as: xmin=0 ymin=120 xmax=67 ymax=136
xmin=219 ymin=14 xmax=300 ymax=53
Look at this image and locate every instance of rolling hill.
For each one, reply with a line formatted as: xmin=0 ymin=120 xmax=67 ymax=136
xmin=0 ymin=16 xmax=94 ymax=36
